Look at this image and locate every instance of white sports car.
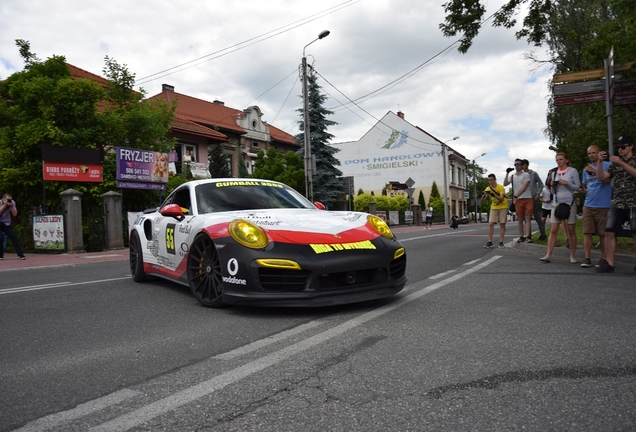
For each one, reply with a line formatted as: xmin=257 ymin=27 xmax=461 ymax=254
xmin=129 ymin=179 xmax=407 ymax=307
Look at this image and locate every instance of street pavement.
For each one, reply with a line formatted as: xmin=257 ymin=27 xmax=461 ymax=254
xmin=1 ymin=222 xmax=633 ymax=272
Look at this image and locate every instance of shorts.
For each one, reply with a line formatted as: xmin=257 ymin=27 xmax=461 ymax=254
xmin=550 ymin=201 xmax=577 ymax=224
xmin=542 ymin=208 xmax=551 ymax=218
xmin=489 ymin=208 xmax=508 ymax=224
xmin=425 ymin=216 xmax=433 ymax=224
xmin=582 ymin=206 xmax=609 ymax=235
xmin=605 ymin=207 xmax=636 ymax=233
xmin=515 ymin=198 xmax=534 ymax=219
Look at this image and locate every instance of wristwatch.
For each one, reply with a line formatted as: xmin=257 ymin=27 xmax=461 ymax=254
xmin=513 ymin=195 xmax=518 ymax=199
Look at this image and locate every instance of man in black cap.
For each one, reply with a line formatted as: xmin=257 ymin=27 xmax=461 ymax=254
xmin=594 ymin=135 xmax=636 ymax=273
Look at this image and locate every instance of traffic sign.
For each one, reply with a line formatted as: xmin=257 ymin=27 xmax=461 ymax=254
xmin=552 ymin=79 xmax=605 ymax=96
xmin=553 ymin=62 xmax=633 ymax=83
xmin=554 ymin=88 xmax=636 ymax=107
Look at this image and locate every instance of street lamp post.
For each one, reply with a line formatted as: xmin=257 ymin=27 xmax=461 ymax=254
xmin=442 ymin=136 xmax=459 ymax=224
xmin=472 ymin=153 xmax=486 ymax=223
xmin=302 ymin=30 xmax=330 ymax=202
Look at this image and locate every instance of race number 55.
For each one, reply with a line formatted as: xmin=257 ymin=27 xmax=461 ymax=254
xmin=166 ymin=223 xmax=176 ymax=254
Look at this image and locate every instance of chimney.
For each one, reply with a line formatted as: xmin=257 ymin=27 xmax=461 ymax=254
xmin=397 ymin=111 xmax=404 ymax=119
xmin=162 ymin=84 xmax=174 ymax=92
xmin=213 ymin=100 xmax=225 ymax=106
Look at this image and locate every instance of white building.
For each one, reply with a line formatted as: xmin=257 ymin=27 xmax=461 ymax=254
xmin=331 ymin=111 xmax=469 ymax=218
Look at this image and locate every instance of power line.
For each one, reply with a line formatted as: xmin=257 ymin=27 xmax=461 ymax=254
xmin=136 ymin=0 xmax=360 ymax=86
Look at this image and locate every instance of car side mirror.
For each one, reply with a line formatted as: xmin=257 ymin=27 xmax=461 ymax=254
xmin=314 ymin=202 xmax=326 ymax=210
xmin=160 ymin=204 xmax=186 ymax=221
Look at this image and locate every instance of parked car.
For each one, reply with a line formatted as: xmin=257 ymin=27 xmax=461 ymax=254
xmin=129 ymin=179 xmax=407 ymax=307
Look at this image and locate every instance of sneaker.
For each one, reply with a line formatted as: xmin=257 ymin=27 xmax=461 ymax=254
xmin=570 ymin=257 xmax=578 ymax=264
xmin=518 ymin=236 xmax=526 ymax=242
xmin=595 ymin=261 xmax=614 ymax=273
xmin=540 ymin=256 xmax=551 ymax=263
xmin=539 ymin=235 xmax=547 ymax=240
xmin=483 ymin=242 xmax=493 ymax=249
xmin=595 ymin=258 xmax=608 ymax=268
xmin=565 ymin=239 xmax=570 ymax=248
xmin=0 ymin=257 xmax=3 ymax=260
xmin=580 ymin=258 xmax=592 ymax=268
xmin=525 ymin=238 xmax=533 ymax=244
xmin=498 ymin=242 xmax=505 ymax=248
xmin=20 ymin=256 xmax=26 ymax=260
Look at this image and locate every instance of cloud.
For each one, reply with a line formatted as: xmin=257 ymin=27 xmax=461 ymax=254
xmin=1 ymin=0 xmax=558 ymax=180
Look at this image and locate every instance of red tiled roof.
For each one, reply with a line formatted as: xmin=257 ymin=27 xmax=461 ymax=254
xmin=171 ymin=117 xmax=228 ymax=141
xmin=267 ymin=122 xmax=298 ymax=146
xmin=67 ymin=64 xmax=109 ymax=88
xmin=149 ymin=91 xmax=246 ymax=134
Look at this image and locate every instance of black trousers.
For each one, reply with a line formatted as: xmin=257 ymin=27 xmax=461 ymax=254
xmin=0 ymin=223 xmax=24 ymax=257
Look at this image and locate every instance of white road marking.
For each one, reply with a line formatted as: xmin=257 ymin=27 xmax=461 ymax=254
xmin=14 ymin=389 xmax=141 ymax=432
xmin=214 ymin=320 xmax=324 ymax=360
xmin=428 ymin=269 xmax=457 ymax=279
xmin=89 ymin=255 xmax=503 ymax=432
xmin=0 ymin=277 xmax=131 ymax=295
xmin=464 ymin=259 xmax=481 ymax=266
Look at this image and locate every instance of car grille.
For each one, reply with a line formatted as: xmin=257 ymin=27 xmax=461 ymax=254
xmin=258 ymin=268 xmax=311 ymax=291
xmin=257 ymin=255 xmax=406 ymax=292
xmin=389 ymin=254 xmax=407 ymax=278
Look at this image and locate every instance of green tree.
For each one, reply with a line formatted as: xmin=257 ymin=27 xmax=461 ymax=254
xmin=208 ymin=143 xmax=231 ymax=178
xmin=237 ymin=145 xmax=249 ymax=178
xmin=441 ymin=0 xmax=636 ymax=171
xmin=296 ymin=69 xmax=342 ymax=208
xmin=430 ymin=181 xmax=441 ymax=199
xmin=0 ymin=41 xmax=174 ymax=214
xmin=252 ymin=147 xmax=304 ymax=192
xmin=418 ymin=190 xmax=426 ymax=208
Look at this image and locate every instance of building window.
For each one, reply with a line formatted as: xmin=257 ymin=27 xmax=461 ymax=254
xmin=252 ymin=142 xmax=259 ymax=147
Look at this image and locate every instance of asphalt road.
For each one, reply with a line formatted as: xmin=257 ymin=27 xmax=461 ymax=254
xmin=1 ymin=222 xmax=635 ymax=431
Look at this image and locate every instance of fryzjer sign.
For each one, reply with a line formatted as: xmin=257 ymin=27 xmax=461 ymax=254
xmin=116 ymin=146 xmax=171 ymax=190
xmin=43 ymin=162 xmax=102 ymax=182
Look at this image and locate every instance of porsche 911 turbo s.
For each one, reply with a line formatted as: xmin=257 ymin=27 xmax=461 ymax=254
xmin=129 ymin=179 xmax=407 ymax=307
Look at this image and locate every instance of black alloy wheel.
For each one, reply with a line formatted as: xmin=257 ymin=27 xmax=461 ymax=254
xmin=130 ymin=231 xmax=147 ymax=282
xmin=187 ymin=234 xmax=224 ymax=307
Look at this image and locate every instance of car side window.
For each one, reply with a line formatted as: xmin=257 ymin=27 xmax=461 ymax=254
xmin=172 ymin=189 xmax=191 ymax=214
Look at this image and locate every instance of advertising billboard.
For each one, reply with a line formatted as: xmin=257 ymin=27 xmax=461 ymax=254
xmin=331 ymin=112 xmax=443 ymax=193
xmin=116 ymin=147 xmax=172 ymax=190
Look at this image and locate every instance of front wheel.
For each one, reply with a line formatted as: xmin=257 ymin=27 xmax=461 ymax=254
xmin=187 ymin=235 xmax=224 ymax=307
xmin=130 ymin=231 xmax=147 ymax=282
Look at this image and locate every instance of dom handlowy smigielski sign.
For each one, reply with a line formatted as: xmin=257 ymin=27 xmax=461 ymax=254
xmin=331 ymin=112 xmax=443 ymax=192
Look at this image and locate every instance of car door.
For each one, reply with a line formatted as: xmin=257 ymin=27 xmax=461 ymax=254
xmin=156 ymin=186 xmax=195 ymax=272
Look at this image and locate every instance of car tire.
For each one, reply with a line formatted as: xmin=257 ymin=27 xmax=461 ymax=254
xmin=130 ymin=231 xmax=147 ymax=282
xmin=187 ymin=234 xmax=224 ymax=308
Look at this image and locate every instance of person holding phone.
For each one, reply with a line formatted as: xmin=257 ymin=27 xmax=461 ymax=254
xmin=594 ymin=135 xmax=636 ymax=273
xmin=0 ymin=193 xmax=26 ymax=260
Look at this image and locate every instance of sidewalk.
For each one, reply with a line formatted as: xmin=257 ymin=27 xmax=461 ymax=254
xmin=0 ymin=248 xmax=130 ymax=272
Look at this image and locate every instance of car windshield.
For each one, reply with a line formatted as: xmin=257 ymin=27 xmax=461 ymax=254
xmin=195 ymin=181 xmax=314 ymax=213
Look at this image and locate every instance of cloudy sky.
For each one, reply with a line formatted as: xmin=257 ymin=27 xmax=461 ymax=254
xmin=1 ymin=0 xmax=557 ymax=181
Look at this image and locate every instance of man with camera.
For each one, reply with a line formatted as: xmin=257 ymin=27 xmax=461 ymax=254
xmin=0 ymin=193 xmax=26 ymax=260
xmin=521 ymin=159 xmax=547 ymax=240
xmin=504 ymin=159 xmax=533 ymax=242
xmin=482 ymin=174 xmax=508 ymax=248
xmin=594 ymin=135 xmax=636 ymax=273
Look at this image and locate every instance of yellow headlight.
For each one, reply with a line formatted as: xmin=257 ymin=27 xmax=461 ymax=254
xmin=367 ymin=215 xmax=394 ymax=240
xmin=229 ymin=219 xmax=269 ymax=249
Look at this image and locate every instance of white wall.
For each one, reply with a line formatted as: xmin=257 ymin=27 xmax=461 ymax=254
xmin=331 ymin=112 xmax=444 ymax=194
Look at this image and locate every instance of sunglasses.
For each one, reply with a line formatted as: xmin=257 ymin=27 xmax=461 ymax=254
xmin=513 ymin=163 xmax=521 ymax=166
xmin=617 ymin=145 xmax=631 ymax=150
